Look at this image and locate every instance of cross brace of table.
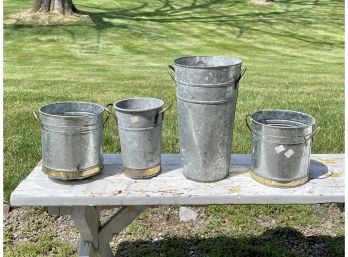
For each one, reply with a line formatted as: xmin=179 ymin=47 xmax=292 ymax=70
xmin=48 ymin=206 xmax=148 ymax=257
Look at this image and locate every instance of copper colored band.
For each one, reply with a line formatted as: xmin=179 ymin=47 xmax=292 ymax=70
xmin=123 ymin=165 xmax=161 ymax=179
xmin=251 ymin=172 xmax=308 ymax=188
xmin=42 ymin=164 xmax=103 ymax=180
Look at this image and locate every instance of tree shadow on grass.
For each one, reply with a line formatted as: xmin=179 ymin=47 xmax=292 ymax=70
xmin=114 ymin=227 xmax=344 ymax=257
xmin=79 ymin=0 xmax=343 ymax=48
xmin=5 ymin=0 xmax=343 ymax=52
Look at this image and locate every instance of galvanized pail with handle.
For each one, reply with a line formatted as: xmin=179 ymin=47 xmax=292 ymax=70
xmin=168 ymin=56 xmax=246 ymax=182
xmin=246 ymin=109 xmax=319 ymax=187
xmin=34 ymin=101 xmax=108 ymax=180
xmin=107 ymin=97 xmax=170 ymax=179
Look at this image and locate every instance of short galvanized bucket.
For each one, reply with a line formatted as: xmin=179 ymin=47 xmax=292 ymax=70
xmin=246 ymin=110 xmax=320 ymax=187
xmin=168 ymin=56 xmax=246 ymax=182
xmin=108 ymin=98 xmax=170 ymax=179
xmin=34 ymin=101 xmax=108 ymax=180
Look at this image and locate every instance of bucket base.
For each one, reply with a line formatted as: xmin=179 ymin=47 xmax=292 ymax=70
xmin=251 ymin=172 xmax=308 ymax=188
xmin=124 ymin=165 xmax=161 ymax=179
xmin=183 ymin=172 xmax=229 ymax=183
xmin=42 ymin=164 xmax=103 ymax=180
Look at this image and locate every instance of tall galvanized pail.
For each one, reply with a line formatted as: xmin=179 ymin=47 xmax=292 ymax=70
xmin=109 ymin=98 xmax=170 ymax=179
xmin=34 ymin=101 xmax=107 ymax=180
xmin=168 ymin=56 xmax=246 ymax=182
xmin=246 ymin=110 xmax=319 ymax=187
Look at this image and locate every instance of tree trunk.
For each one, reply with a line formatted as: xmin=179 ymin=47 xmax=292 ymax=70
xmin=33 ymin=0 xmax=78 ymax=15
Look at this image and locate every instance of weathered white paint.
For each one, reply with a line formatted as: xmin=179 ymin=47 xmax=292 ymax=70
xmin=10 ymin=154 xmax=344 ymax=206
xmin=71 ymin=207 xmax=100 ymax=248
xmin=70 ymin=207 xmax=101 ymax=257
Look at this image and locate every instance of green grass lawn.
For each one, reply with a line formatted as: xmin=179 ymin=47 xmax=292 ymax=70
xmin=4 ymin=0 xmax=344 ymax=255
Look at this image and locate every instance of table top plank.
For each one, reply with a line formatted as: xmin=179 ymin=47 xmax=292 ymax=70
xmin=10 ymin=154 xmax=344 ymax=206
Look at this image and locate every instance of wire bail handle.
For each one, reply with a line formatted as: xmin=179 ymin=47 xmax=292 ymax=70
xmin=155 ymin=104 xmax=173 ymax=125
xmin=168 ymin=65 xmax=246 ymax=87
xmin=234 ymin=67 xmax=247 ymax=90
xmin=33 ymin=111 xmax=43 ymax=128
xmin=245 ymin=114 xmax=252 ymax=132
xmin=304 ymin=127 xmax=321 ymax=144
xmin=104 ymin=103 xmax=117 ymax=127
xmin=167 ymin=65 xmax=175 ymax=82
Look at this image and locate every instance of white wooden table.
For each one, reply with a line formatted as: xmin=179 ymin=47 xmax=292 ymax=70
xmin=10 ymin=154 xmax=344 ymax=257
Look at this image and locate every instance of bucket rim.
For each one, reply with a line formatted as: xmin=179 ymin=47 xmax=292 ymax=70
xmin=113 ymin=97 xmax=164 ymax=113
xmin=250 ymin=109 xmax=316 ymax=129
xmin=173 ymin=55 xmax=242 ymax=69
xmin=39 ymin=101 xmax=105 ymax=118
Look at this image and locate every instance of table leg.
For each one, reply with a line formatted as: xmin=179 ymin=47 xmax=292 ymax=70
xmin=48 ymin=206 xmax=101 ymax=257
xmin=48 ymin=206 xmax=147 ymax=257
xmin=71 ymin=207 xmax=101 ymax=257
xmin=98 ymin=206 xmax=148 ymax=257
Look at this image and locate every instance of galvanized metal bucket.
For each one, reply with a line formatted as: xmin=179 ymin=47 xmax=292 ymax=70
xmin=246 ymin=109 xmax=320 ymax=187
xmin=108 ymin=98 xmax=170 ymax=179
xmin=34 ymin=101 xmax=108 ymax=180
xmin=168 ymin=56 xmax=246 ymax=182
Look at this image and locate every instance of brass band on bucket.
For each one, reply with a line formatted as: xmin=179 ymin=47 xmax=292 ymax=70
xmin=123 ymin=164 xmax=161 ymax=179
xmin=42 ymin=164 xmax=103 ymax=180
xmin=250 ymin=172 xmax=308 ymax=188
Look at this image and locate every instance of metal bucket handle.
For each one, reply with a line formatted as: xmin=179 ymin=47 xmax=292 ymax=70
xmin=245 ymin=114 xmax=252 ymax=132
xmin=105 ymin=103 xmax=117 ymax=126
xmin=33 ymin=111 xmax=44 ymax=128
xmin=102 ymin=106 xmax=112 ymax=128
xmin=235 ymin=67 xmax=247 ymax=90
xmin=168 ymin=65 xmax=247 ymax=88
xmin=304 ymin=127 xmax=320 ymax=144
xmin=155 ymin=104 xmax=172 ymax=125
xmin=167 ymin=65 xmax=175 ymax=82
xmin=246 ymin=114 xmax=320 ymax=144
xmin=34 ymin=109 xmax=111 ymax=128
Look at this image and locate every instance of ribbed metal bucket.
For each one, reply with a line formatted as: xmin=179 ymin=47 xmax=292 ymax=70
xmin=34 ymin=101 xmax=107 ymax=180
xmin=168 ymin=56 xmax=246 ymax=182
xmin=109 ymin=98 xmax=170 ymax=179
xmin=246 ymin=110 xmax=319 ymax=187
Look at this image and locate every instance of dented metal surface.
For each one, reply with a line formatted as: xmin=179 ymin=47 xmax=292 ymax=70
xmin=112 ymin=98 xmax=167 ymax=179
xmin=168 ymin=56 xmax=245 ymax=182
xmin=36 ymin=102 xmax=106 ymax=180
xmin=247 ymin=109 xmax=318 ymax=187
